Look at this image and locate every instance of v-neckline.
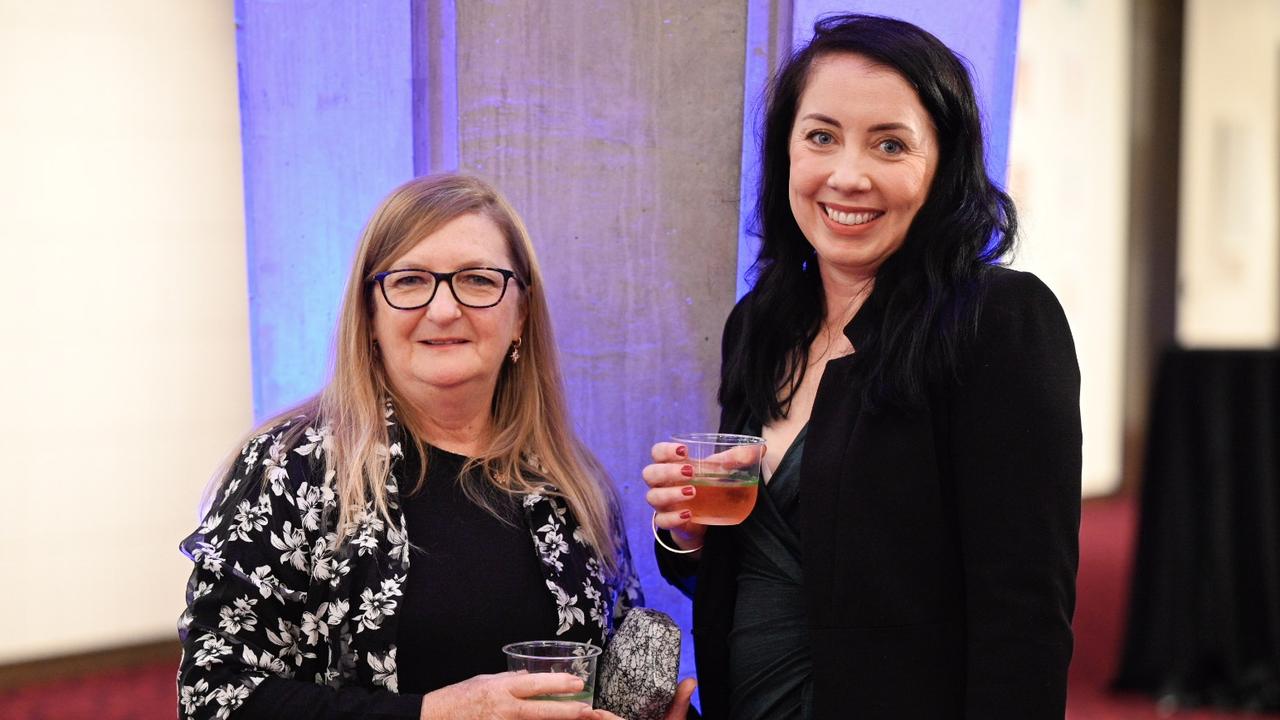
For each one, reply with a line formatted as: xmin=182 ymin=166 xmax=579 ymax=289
xmin=763 ymin=423 xmax=809 ymax=485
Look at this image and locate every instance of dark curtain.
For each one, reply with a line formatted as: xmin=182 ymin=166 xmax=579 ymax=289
xmin=1114 ymin=348 xmax=1280 ymax=711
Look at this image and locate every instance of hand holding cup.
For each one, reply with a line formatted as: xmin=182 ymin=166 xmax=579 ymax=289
xmin=643 ymin=434 xmax=765 ymax=552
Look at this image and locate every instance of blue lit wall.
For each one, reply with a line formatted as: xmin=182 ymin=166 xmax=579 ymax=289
xmin=237 ymin=0 xmax=418 ymax=419
xmin=237 ymin=0 xmax=1019 ymax=693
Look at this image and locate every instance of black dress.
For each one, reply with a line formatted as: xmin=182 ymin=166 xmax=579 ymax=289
xmin=728 ymin=426 xmax=812 ymax=719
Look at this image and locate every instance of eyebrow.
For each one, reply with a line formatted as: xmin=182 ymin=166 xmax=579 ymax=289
xmin=798 ymin=114 xmax=920 ymax=140
xmin=799 ymin=112 xmax=842 ymax=127
xmin=388 ymin=260 xmax=499 ymax=272
xmin=868 ymin=122 xmax=918 ymax=138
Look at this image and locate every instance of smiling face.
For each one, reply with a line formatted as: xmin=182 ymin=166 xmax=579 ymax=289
xmin=788 ymin=52 xmax=938 ymax=284
xmin=371 ymin=212 xmax=525 ymax=403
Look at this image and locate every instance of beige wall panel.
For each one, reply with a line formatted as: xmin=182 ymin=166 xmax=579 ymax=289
xmin=1007 ymin=0 xmax=1131 ymax=497
xmin=1178 ymin=0 xmax=1280 ymax=346
xmin=0 ymin=1 xmax=250 ymax=661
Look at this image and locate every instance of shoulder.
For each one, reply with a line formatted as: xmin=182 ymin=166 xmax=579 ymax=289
xmin=979 ymin=266 xmax=1064 ymax=313
xmin=972 ymin=266 xmax=1074 ymax=348
xmin=956 ymin=266 xmax=1079 ymax=389
xmin=215 ymin=414 xmax=329 ymax=509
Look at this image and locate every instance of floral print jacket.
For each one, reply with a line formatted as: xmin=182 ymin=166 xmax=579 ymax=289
xmin=177 ymin=408 xmax=642 ymax=720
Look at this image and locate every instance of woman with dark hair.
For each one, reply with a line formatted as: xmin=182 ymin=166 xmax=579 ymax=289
xmin=644 ymin=14 xmax=1081 ymax=719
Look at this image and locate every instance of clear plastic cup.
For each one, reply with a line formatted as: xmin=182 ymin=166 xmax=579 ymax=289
xmin=670 ymin=432 xmax=766 ymax=525
xmin=502 ymin=640 xmax=601 ymax=705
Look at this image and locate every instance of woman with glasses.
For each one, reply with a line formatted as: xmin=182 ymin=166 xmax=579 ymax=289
xmin=177 ymin=174 xmax=692 ymax=720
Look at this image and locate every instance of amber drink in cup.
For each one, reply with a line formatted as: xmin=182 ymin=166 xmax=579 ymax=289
xmin=671 ymin=433 xmax=765 ymax=525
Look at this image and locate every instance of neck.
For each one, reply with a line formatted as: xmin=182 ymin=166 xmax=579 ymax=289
xmin=819 ymin=263 xmax=876 ymax=334
xmin=399 ymin=383 xmax=495 ymax=457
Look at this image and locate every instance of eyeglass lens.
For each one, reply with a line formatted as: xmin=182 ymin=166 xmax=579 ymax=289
xmin=382 ymin=269 xmax=508 ymax=309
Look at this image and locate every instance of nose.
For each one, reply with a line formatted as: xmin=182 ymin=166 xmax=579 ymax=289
xmin=825 ymin=149 xmax=873 ymax=194
xmin=423 ymin=281 xmax=464 ymax=323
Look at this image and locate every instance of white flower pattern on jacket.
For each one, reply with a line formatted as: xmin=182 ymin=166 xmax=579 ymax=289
xmin=176 ymin=408 xmax=642 ymax=719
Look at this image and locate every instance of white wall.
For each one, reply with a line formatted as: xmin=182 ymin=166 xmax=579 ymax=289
xmin=1006 ymin=0 xmax=1131 ymax=497
xmin=1178 ymin=0 xmax=1280 ymax=346
xmin=0 ymin=1 xmax=251 ymax=662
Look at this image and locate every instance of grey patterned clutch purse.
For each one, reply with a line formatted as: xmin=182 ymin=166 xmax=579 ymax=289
xmin=596 ymin=608 xmax=682 ymax=720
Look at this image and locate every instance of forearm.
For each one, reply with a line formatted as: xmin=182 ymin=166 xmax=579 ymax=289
xmin=235 ymin=676 xmax=423 ymax=720
xmin=654 ymin=531 xmax=700 ymax=598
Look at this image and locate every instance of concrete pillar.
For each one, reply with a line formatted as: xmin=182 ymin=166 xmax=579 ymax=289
xmin=236 ymin=0 xmax=416 ymax=417
xmin=455 ymin=1 xmax=749 ymax=673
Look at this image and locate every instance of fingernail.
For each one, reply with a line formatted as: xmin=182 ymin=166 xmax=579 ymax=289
xmin=680 ymin=465 xmax=694 ymax=477
xmin=680 ymin=510 xmax=692 ymax=519
xmin=681 ymin=485 xmax=695 ymax=496
xmin=675 ymin=445 xmax=687 ymax=457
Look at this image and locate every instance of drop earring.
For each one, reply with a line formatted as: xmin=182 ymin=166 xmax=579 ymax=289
xmin=509 ymin=337 xmax=522 ymax=364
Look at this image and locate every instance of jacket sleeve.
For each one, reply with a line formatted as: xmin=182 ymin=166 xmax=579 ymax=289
xmin=655 ymin=294 xmax=754 ymax=598
xmin=654 ymin=531 xmax=700 ymax=599
xmin=610 ymin=503 xmax=645 ymax=629
xmin=948 ymin=271 xmax=1081 ymax=718
xmin=232 ymin=677 xmax=422 ymax=720
xmin=176 ymin=424 xmax=419 ymax=719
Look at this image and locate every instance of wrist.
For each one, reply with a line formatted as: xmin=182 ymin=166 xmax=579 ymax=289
xmin=418 ymin=689 xmax=445 ymax=720
xmin=670 ymin=528 xmax=704 ymax=550
xmin=652 ymin=512 xmax=704 ymax=555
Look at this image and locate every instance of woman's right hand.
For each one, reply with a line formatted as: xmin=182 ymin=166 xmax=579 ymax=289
xmin=419 ymin=672 xmax=593 ymax=719
xmin=642 ymin=442 xmax=707 ymax=552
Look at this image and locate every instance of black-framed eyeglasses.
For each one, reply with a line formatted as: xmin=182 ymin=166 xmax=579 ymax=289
xmin=371 ymin=267 xmax=524 ymax=310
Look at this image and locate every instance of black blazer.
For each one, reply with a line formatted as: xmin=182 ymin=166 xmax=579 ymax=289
xmin=659 ymin=267 xmax=1082 ymax=719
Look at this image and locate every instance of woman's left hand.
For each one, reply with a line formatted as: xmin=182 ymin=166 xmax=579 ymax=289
xmin=582 ymin=677 xmax=697 ymax=720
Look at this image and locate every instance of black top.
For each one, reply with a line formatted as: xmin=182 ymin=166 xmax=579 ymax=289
xmin=396 ymin=444 xmax=571 ymax=692
xmin=658 ymin=267 xmax=1082 ymax=719
xmin=728 ymin=426 xmax=811 ymax=719
xmin=238 ymin=444 xmax=569 ymax=718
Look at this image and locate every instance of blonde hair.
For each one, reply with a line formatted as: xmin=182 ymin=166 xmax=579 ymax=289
xmin=217 ymin=174 xmax=620 ymax=574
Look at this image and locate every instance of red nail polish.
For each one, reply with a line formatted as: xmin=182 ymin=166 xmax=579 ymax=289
xmin=680 ymin=465 xmax=694 ymax=477
xmin=681 ymin=485 xmax=695 ymax=496
xmin=679 ymin=510 xmax=692 ymax=520
xmin=675 ymin=445 xmax=687 ymax=457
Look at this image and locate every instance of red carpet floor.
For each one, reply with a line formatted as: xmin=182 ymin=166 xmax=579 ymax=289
xmin=1066 ymin=497 xmax=1280 ymax=720
xmin=1 ymin=495 xmax=1276 ymax=719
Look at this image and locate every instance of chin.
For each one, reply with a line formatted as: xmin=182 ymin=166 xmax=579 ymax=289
xmin=419 ymin=373 xmax=481 ymax=390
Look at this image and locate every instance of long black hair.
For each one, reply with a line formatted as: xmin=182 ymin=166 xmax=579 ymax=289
xmin=723 ymin=13 xmax=1017 ymax=418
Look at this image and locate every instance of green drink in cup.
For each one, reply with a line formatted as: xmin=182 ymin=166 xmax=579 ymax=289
xmin=502 ymin=640 xmax=601 ymax=705
xmin=671 ymin=433 xmax=766 ymax=525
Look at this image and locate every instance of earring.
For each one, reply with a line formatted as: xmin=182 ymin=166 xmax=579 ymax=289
xmin=509 ymin=337 xmax=522 ymax=364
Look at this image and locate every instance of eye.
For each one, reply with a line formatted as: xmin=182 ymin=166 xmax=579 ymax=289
xmin=388 ymin=272 xmax=428 ymax=289
xmin=877 ymin=139 xmax=906 ymax=155
xmin=457 ymin=270 xmax=500 ymax=288
xmin=805 ymin=129 xmax=837 ymax=146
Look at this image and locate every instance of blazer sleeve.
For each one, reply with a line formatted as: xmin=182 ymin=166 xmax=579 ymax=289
xmin=654 ymin=530 xmax=701 ymax=599
xmin=610 ymin=502 xmax=646 ymax=629
xmin=654 ymin=294 xmax=753 ymax=597
xmin=176 ymin=425 xmax=420 ymax=720
xmin=947 ymin=271 xmax=1082 ymax=719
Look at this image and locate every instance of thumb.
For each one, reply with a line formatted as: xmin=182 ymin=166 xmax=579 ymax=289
xmin=665 ymin=678 xmax=697 ymax=719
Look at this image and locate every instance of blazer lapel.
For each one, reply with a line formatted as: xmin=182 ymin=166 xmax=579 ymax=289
xmin=522 ymin=487 xmax=610 ymax=642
